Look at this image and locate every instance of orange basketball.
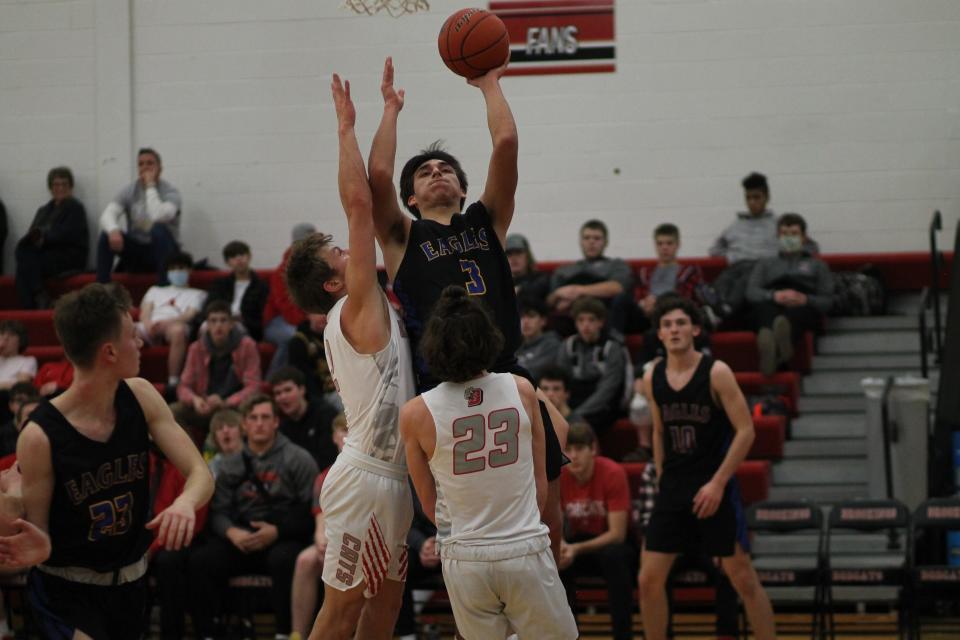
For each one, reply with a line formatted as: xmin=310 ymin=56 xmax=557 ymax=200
xmin=438 ymin=8 xmax=510 ymax=79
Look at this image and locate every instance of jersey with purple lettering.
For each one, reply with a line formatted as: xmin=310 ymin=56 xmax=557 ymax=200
xmin=650 ymin=355 xmax=733 ymax=492
xmin=392 ymin=201 xmax=521 ymax=392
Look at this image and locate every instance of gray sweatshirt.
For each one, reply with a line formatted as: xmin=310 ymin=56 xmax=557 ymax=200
xmin=210 ymin=433 xmax=319 ymax=541
xmin=745 ymin=251 xmax=835 ymax=313
xmin=709 ymin=211 xmax=779 ymax=264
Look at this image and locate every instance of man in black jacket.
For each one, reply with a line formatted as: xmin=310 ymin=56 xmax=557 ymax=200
xmin=14 ymin=167 xmax=89 ymax=308
xmin=205 ymin=240 xmax=270 ymax=340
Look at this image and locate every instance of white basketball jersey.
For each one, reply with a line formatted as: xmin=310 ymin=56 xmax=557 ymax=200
xmin=422 ymin=372 xmax=548 ymax=554
xmin=324 ymin=294 xmax=415 ymax=466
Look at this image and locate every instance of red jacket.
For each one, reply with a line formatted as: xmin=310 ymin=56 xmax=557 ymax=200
xmin=263 ymin=248 xmax=306 ymax=327
xmin=149 ymin=452 xmax=209 ymax=555
xmin=176 ymin=332 xmax=262 ymax=407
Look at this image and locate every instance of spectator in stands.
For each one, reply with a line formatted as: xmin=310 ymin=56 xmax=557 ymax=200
xmin=289 ymin=416 xmax=347 ymax=640
xmin=548 ymin=219 xmax=635 ymax=332
xmin=559 ymin=422 xmax=637 ymax=640
xmin=206 ymin=408 xmax=244 ymax=479
xmin=188 ymin=394 xmax=318 ymax=639
xmin=394 ymin=490 xmax=443 ymax=640
xmin=34 ymin=358 xmax=74 ymax=397
xmin=538 ymin=366 xmax=574 ymax=419
xmin=506 ymin=233 xmax=550 ymax=303
xmin=556 ymin=297 xmax=627 ymax=435
xmin=96 ymin=147 xmax=181 ymax=284
xmin=746 ymin=212 xmax=834 ymax=376
xmin=0 ymin=382 xmax=37 ymax=458
xmin=0 ymin=397 xmax=40 ymax=473
xmin=14 ymin=166 xmax=89 ymax=309
xmin=709 ymin=172 xmax=779 ymax=317
xmin=174 ymin=300 xmax=262 ymax=443
xmin=288 ymin=312 xmax=339 ymax=407
xmin=264 ymin=223 xmax=313 ymax=375
xmin=516 ymin=296 xmax=562 ymax=382
xmin=149 ymin=425 xmax=210 ymax=640
xmin=205 ymin=240 xmax=270 ymax=341
xmin=637 ymin=223 xmax=707 ymax=326
xmin=269 ymin=366 xmax=339 ymax=471
xmin=139 ymin=251 xmax=207 ymax=389
xmin=0 ymin=320 xmax=37 ymax=391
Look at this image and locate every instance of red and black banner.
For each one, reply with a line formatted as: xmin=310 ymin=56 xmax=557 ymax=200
xmin=489 ymin=0 xmax=615 ymax=76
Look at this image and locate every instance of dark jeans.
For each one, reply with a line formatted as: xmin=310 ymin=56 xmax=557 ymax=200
xmin=153 ymin=547 xmax=191 ymax=640
xmin=753 ymin=300 xmax=823 ymax=341
xmin=714 ymin=260 xmax=757 ymax=316
xmin=14 ymin=242 xmax=84 ymax=308
xmin=561 ymin=542 xmax=639 ymax=640
xmin=187 ymin=535 xmax=304 ymax=636
xmin=96 ymin=224 xmax=178 ymax=285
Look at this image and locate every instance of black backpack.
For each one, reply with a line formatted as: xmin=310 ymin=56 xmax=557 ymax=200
xmin=831 ymin=265 xmax=886 ymax=316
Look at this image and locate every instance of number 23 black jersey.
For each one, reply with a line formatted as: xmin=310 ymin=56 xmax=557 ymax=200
xmin=392 ymin=201 xmax=521 ymax=392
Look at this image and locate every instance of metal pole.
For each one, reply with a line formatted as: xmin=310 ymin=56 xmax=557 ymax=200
xmin=929 ymin=211 xmax=942 ymax=361
xmin=919 ymin=287 xmax=929 ymax=380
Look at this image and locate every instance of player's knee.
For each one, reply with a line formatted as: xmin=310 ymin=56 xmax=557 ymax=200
xmin=295 ymin=547 xmax=321 ymax=576
xmin=167 ymin=322 xmax=187 ymax=342
xmin=638 ymin=565 xmax=667 ymax=599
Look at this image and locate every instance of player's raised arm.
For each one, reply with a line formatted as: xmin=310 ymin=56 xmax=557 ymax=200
xmin=132 ymin=378 xmax=213 ymax=550
xmin=400 ymin=398 xmax=438 ymax=524
xmin=693 ymin=361 xmax=756 ymax=519
xmin=368 ymin=58 xmax=410 ymax=271
xmin=332 ymin=73 xmax=391 ymax=354
xmin=471 ymin=61 xmax=518 ymax=244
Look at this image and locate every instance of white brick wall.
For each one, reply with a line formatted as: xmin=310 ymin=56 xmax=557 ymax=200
xmin=1 ymin=0 xmax=957 ymax=275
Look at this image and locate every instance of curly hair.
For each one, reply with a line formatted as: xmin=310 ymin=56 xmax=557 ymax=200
xmin=419 ymin=286 xmax=503 ymax=383
xmin=652 ymin=293 xmax=704 ymax=328
xmin=284 ymin=232 xmax=338 ymax=313
xmin=399 ymin=141 xmax=468 ymax=219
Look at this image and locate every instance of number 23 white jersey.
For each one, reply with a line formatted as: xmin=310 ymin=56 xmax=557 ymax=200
xmin=422 ymin=372 xmax=548 ymax=552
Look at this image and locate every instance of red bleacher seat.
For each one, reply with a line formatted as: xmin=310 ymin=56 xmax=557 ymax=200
xmin=624 ymin=330 xmax=812 ymax=374
xmin=736 ymin=371 xmax=800 ymax=415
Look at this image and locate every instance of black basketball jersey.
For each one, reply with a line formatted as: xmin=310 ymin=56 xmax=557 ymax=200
xmin=392 ymin=201 xmax=521 ymax=392
xmin=32 ymin=380 xmax=152 ymax=571
xmin=651 ymin=354 xmax=733 ymax=492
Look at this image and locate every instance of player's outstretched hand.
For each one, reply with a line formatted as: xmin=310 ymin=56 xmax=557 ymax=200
xmin=331 ymin=74 xmax=356 ymax=130
xmin=146 ymin=497 xmax=196 ymax=551
xmin=381 ymin=57 xmax=405 ymax=113
xmin=0 ymin=519 xmax=51 ymax=569
xmin=467 ymin=58 xmax=509 ymax=88
xmin=692 ymin=480 xmax=723 ymax=519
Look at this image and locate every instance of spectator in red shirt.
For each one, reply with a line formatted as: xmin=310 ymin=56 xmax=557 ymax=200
xmin=559 ymin=422 xmax=638 ymax=640
xmin=263 ymin=224 xmax=313 ymax=376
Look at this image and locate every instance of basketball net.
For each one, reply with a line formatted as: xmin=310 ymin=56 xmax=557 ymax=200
xmin=341 ymin=0 xmax=429 ymax=17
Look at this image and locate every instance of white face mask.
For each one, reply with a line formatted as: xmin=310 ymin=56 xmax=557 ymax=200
xmin=779 ymin=235 xmax=803 ymax=253
xmin=167 ymin=270 xmax=189 ymax=287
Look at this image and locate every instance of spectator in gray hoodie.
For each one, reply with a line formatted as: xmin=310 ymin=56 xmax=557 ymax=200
xmin=556 ymin=297 xmax=628 ymax=436
xmin=746 ymin=213 xmax=834 ymax=376
xmin=188 ymin=394 xmax=318 ymax=638
xmin=516 ymin=296 xmax=562 ymax=382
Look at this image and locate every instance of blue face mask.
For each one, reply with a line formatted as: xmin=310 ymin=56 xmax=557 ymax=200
xmin=167 ymin=270 xmax=189 ymax=287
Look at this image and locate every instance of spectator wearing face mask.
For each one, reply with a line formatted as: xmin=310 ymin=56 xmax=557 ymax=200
xmin=138 ymin=251 xmax=207 ymax=389
xmin=746 ymin=213 xmax=833 ymax=376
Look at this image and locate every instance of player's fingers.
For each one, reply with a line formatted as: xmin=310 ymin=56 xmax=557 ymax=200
xmin=167 ymin=516 xmax=184 ymax=550
xmin=145 ymin=513 xmax=161 ymax=530
xmin=185 ymin=518 xmax=195 ymax=546
xmin=156 ymin=512 xmax=172 ymax=547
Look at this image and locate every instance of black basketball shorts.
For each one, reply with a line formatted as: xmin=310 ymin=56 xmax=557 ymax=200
xmin=644 ymin=477 xmax=748 ymax=558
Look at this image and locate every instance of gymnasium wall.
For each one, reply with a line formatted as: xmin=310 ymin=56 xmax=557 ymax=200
xmin=1 ymin=0 xmax=958 ymax=274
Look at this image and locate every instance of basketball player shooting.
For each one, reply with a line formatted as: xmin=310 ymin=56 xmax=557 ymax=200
xmin=400 ymin=285 xmax=578 ymax=640
xmin=284 ymin=74 xmax=416 ymax=640
xmin=367 ymin=56 xmax=569 ymax=559
xmin=638 ymin=296 xmax=775 ymax=640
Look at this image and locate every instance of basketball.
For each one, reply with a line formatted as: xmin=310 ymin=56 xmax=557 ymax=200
xmin=438 ymin=8 xmax=510 ymax=79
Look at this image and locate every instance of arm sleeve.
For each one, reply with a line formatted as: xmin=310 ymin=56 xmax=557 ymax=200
xmin=176 ymin=344 xmax=201 ymax=404
xmin=807 ymin=260 xmax=835 ymax=313
xmin=708 ymin=228 xmax=728 ymax=257
xmin=745 ymin=260 xmax=773 ymax=304
xmin=226 ymin=339 xmax=263 ymax=406
xmin=276 ymin=452 xmax=320 ymax=540
xmin=607 ymin=259 xmax=634 ymax=291
xmin=209 ymin=467 xmax=239 ymax=538
xmin=145 ymin=185 xmax=180 ymax=223
xmin=100 ymin=201 xmax=125 ymax=234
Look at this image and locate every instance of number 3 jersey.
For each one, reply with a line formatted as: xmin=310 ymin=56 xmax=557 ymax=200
xmin=392 ymin=201 xmax=522 ymax=392
xmin=31 ymin=380 xmax=151 ymax=572
xmin=422 ymin=372 xmax=548 ymax=557
xmin=650 ymin=354 xmax=734 ymax=497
